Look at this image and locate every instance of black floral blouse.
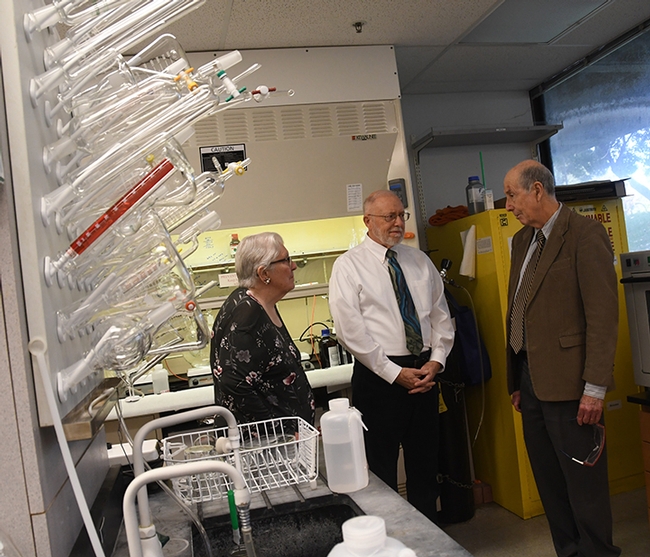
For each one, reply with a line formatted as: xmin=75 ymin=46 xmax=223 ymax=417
xmin=210 ymin=287 xmax=315 ymax=426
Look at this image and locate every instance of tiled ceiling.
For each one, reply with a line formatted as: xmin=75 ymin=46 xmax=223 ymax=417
xmin=159 ymin=0 xmax=650 ymax=95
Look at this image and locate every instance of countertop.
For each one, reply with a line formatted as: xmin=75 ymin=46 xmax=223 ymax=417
xmin=111 ymin=445 xmax=472 ymax=557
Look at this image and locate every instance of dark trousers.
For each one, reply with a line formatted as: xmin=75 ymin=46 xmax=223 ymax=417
xmin=351 ymin=352 xmax=439 ymax=522
xmin=517 ymin=353 xmax=620 ymax=557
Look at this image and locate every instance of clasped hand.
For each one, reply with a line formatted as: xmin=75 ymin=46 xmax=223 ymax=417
xmin=395 ymin=361 xmax=441 ymax=394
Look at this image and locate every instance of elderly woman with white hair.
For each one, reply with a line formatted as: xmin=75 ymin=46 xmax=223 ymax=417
xmin=210 ymin=232 xmax=315 ymax=426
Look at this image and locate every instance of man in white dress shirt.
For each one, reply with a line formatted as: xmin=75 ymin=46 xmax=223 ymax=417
xmin=329 ymin=190 xmax=454 ymax=523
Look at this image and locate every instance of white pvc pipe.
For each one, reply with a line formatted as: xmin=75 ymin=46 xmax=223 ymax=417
xmin=131 ymin=406 xmax=241 ymax=526
xmin=123 ymin=461 xmax=248 ymax=557
xmin=27 ymin=338 xmax=106 ymax=557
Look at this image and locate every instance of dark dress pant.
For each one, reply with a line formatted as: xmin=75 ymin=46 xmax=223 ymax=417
xmin=517 ymin=352 xmax=620 ymax=557
xmin=351 ymin=351 xmax=439 ymax=522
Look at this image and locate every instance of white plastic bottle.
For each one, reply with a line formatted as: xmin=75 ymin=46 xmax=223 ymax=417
xmin=327 ymin=516 xmax=417 ymax=557
xmin=151 ymin=365 xmax=169 ymax=394
xmin=320 ymin=398 xmax=368 ymax=493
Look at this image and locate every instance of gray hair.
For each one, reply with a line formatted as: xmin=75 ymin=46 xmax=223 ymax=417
xmin=235 ymin=232 xmax=285 ymax=288
xmin=518 ymin=162 xmax=555 ymax=196
xmin=363 ymin=190 xmax=402 ymax=214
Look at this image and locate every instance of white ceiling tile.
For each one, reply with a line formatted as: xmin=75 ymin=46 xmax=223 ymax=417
xmin=162 ymin=0 xmax=500 ymax=50
xmin=139 ymin=0 xmax=650 ymax=94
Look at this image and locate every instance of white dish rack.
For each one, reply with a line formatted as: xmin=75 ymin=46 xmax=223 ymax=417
xmin=161 ymin=416 xmax=319 ymax=503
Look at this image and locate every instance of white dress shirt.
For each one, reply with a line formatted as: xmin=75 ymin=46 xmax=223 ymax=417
xmin=329 ymin=235 xmax=455 ymax=384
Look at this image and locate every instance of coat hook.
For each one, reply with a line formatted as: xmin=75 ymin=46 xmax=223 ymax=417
xmin=353 ymin=21 xmax=365 ymax=33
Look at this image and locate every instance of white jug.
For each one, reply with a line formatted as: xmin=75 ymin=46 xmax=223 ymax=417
xmin=151 ymin=365 xmax=169 ymax=394
xmin=320 ymin=398 xmax=368 ymax=493
xmin=327 ymin=516 xmax=417 ymax=557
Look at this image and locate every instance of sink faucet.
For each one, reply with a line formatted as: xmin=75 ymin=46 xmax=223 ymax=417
xmin=127 ymin=406 xmax=253 ymax=557
xmin=132 ymin=406 xmax=242 ymax=528
xmin=122 ymin=460 xmax=254 ymax=557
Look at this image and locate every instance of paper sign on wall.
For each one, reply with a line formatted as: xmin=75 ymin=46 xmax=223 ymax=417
xmin=218 ymin=272 xmax=239 ymax=288
xmin=347 ymin=184 xmax=363 ymax=212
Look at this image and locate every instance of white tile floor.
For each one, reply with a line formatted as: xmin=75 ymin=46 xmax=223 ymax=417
xmin=442 ymin=488 xmax=650 ymax=556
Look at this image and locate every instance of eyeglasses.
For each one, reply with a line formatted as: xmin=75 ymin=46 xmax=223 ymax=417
xmin=366 ymin=212 xmax=410 ymax=223
xmin=560 ymin=422 xmax=606 ymax=467
xmin=269 ymin=255 xmax=292 ymax=266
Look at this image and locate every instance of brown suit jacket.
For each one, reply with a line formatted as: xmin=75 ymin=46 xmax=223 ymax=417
xmin=506 ymin=204 xmax=618 ymax=401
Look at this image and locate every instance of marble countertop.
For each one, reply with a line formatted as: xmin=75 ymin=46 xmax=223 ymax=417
xmin=111 ymin=448 xmax=472 ymax=557
xmin=344 ymin=472 xmax=473 ymax=557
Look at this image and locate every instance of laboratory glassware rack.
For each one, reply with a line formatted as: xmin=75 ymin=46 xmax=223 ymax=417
xmin=162 ymin=416 xmax=320 ymax=504
xmin=10 ymin=0 xmax=272 ymax=438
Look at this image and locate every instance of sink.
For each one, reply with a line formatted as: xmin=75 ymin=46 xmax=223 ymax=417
xmin=191 ymin=493 xmax=364 ymax=557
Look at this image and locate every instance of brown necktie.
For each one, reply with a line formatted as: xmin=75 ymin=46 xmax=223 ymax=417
xmin=510 ymin=229 xmax=546 ymax=354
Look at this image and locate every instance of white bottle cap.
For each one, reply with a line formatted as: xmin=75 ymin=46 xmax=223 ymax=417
xmin=341 ymin=516 xmax=386 ymax=553
xmin=329 ymin=398 xmax=350 ymax=412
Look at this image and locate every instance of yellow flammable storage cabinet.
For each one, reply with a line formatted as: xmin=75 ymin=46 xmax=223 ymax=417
xmin=427 ymin=195 xmax=643 ymax=519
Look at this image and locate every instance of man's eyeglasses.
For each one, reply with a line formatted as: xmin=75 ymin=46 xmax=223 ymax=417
xmin=366 ymin=212 xmax=410 ymax=223
xmin=269 ymin=255 xmax=292 ymax=266
xmin=560 ymin=422 xmax=606 ymax=467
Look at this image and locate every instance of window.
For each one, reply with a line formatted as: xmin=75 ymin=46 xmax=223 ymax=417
xmin=540 ymin=30 xmax=650 ymax=250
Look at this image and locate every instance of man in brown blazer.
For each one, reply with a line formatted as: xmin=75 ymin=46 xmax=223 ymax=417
xmin=504 ymin=160 xmax=620 ymax=557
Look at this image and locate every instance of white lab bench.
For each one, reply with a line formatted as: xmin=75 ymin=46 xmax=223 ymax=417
xmin=107 ymin=364 xmax=353 ymax=420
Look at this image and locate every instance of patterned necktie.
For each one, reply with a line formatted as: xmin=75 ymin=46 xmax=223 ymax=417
xmin=386 ymin=249 xmax=424 ymax=356
xmin=510 ymin=229 xmax=546 ymax=354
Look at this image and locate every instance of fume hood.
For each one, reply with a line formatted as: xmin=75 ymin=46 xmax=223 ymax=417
xmin=183 ymin=47 xmax=408 ymax=229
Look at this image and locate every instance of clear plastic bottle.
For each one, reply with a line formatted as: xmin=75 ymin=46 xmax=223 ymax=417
xmin=465 ymin=176 xmax=485 ymax=215
xmin=320 ymin=329 xmax=341 ymax=368
xmin=320 ymin=398 xmax=368 ymax=493
xmin=327 ymin=515 xmax=416 ymax=557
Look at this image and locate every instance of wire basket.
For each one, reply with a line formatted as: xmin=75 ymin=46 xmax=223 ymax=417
xmin=161 ymin=416 xmax=320 ymax=503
